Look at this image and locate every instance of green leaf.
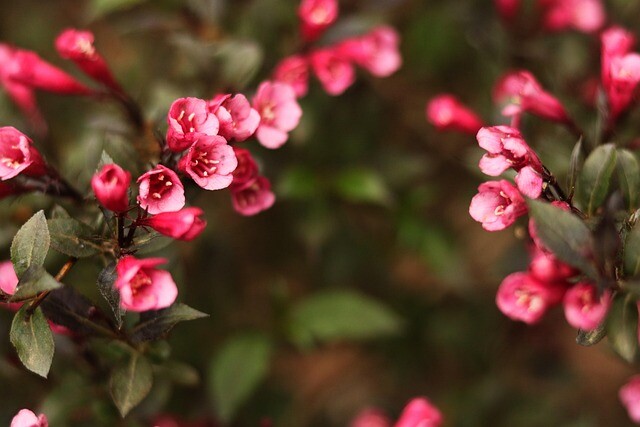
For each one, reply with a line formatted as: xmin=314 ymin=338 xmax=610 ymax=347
xmin=567 ymin=137 xmax=584 ymax=196
xmin=10 ymin=306 xmax=55 ymax=378
xmin=617 ymin=149 xmax=640 ymax=211
xmin=97 ymin=262 xmax=124 ymax=329
xmin=577 ymin=143 xmax=617 ymax=215
xmin=130 ymin=303 xmax=209 ymax=343
xmin=89 ymin=0 xmax=147 ymax=19
xmin=48 ymin=218 xmax=102 ymax=258
xmin=11 ymin=210 xmax=50 ymax=277
xmin=333 ymin=168 xmax=393 ymax=205
xmin=131 ymin=232 xmax=173 ymax=255
xmin=50 ymin=205 xmax=71 ymax=220
xmin=110 ymin=352 xmax=153 ymax=417
xmin=209 ymin=333 xmax=272 ymax=422
xmin=624 ymin=222 xmax=640 ymax=277
xmin=527 ymin=200 xmax=598 ymax=279
xmin=10 ymin=266 xmax=62 ymax=301
xmin=289 ymin=290 xmax=403 ymax=347
xmin=216 ymin=40 xmax=263 ymax=88
xmin=607 ymin=293 xmax=638 ymax=363
xmin=576 ymin=324 xmax=607 ymax=346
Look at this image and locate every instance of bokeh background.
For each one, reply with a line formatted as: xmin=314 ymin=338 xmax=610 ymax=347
xmin=1 ymin=0 xmax=640 ymax=425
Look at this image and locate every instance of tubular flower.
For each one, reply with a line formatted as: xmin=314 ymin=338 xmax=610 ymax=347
xmin=496 ymin=272 xmax=565 ymax=324
xmin=310 ymin=47 xmax=356 ymax=96
xmin=298 ymin=0 xmax=339 ymax=42
xmin=166 ymin=97 xmax=219 ymax=152
xmin=230 ymin=148 xmax=259 ymax=190
xmin=273 ymin=55 xmax=310 ymax=98
xmin=563 ymin=283 xmax=611 ymax=330
xmin=139 ymin=207 xmax=206 ymax=241
xmin=395 ymin=397 xmax=443 ymax=427
xmin=0 ymin=261 xmax=18 ymax=295
xmin=178 ymin=135 xmax=237 ymax=190
xmin=540 ymin=0 xmax=605 ymax=34
xmin=476 ymin=126 xmax=544 ymax=198
xmin=137 ymin=165 xmax=185 ymax=214
xmin=620 ymin=375 xmax=640 ymax=424
xmin=252 ymin=81 xmax=303 ymax=149
xmin=91 ymin=164 xmax=131 ymax=213
xmin=493 ymin=70 xmax=571 ymax=124
xmin=340 ymin=26 xmax=402 ymax=77
xmin=469 ymin=180 xmax=527 ymax=231
xmin=601 ymin=26 xmax=636 ymax=91
xmin=231 ymin=176 xmax=276 ymax=216
xmin=208 ymin=94 xmax=260 ymax=142
xmin=11 ymin=409 xmax=48 ymax=427
xmin=114 ymin=256 xmax=178 ymax=312
xmin=0 ymin=126 xmax=46 ymax=180
xmin=426 ymin=94 xmax=484 ymax=134
xmin=605 ymin=53 xmax=640 ymax=121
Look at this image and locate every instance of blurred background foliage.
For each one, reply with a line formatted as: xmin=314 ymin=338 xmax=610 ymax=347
xmin=1 ymin=0 xmax=640 ymax=425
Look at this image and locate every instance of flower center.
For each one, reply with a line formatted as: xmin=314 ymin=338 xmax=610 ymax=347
xmin=190 ymin=150 xmax=221 ymax=178
xmin=130 ymin=270 xmax=152 ymax=296
xmin=149 ymin=173 xmax=174 ymax=199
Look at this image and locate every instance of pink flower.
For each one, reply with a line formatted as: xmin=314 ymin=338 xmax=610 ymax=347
xmin=426 ymin=94 xmax=484 ymax=134
xmin=114 ymin=256 xmax=178 ymax=312
xmin=350 ymin=408 xmax=391 ymax=427
xmin=469 ymin=180 xmax=527 ymax=231
xmin=137 ymin=165 xmax=185 ymax=214
xmin=230 ymin=148 xmax=259 ymax=190
xmin=495 ymin=0 xmax=521 ymax=22
xmin=620 ymin=375 xmax=640 ymax=424
xmin=5 ymin=50 xmax=94 ymax=95
xmin=208 ymin=94 xmax=260 ymax=142
xmin=139 ymin=207 xmax=206 ymax=241
xmin=476 ymin=126 xmax=544 ymax=198
xmin=528 ymin=245 xmax=576 ymax=283
xmin=601 ymin=26 xmax=636 ymax=90
xmin=166 ymin=97 xmax=220 ymax=152
xmin=0 ymin=261 xmax=18 ymax=295
xmin=541 ymin=0 xmax=605 ymax=34
xmin=273 ymin=55 xmax=310 ymax=98
xmin=395 ymin=397 xmax=443 ymax=427
xmin=252 ymin=81 xmax=302 ymax=149
xmin=309 ymin=48 xmax=356 ymax=96
xmin=91 ymin=164 xmax=131 ymax=213
xmin=11 ymin=409 xmax=48 ymax=427
xmin=563 ymin=283 xmax=611 ymax=330
xmin=340 ymin=26 xmax=402 ymax=77
xmin=231 ymin=176 xmax=276 ymax=216
xmin=496 ymin=272 xmax=565 ymax=324
xmin=178 ymin=135 xmax=237 ymax=190
xmin=298 ymin=0 xmax=339 ymax=42
xmin=55 ymin=28 xmax=122 ymax=92
xmin=493 ymin=70 xmax=571 ymax=124
xmin=0 ymin=126 xmax=46 ymax=180
xmin=605 ymin=53 xmax=640 ymax=121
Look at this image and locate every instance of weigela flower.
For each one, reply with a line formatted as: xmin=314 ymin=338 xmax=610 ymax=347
xmin=528 ymin=245 xmax=576 ymax=283
xmin=340 ymin=26 xmax=402 ymax=78
xmin=476 ymin=126 xmax=544 ymax=198
xmin=621 ymin=375 xmax=640 ymax=424
xmin=252 ymin=81 xmax=302 ymax=149
xmin=178 ymin=135 xmax=237 ymax=190
xmin=273 ymin=55 xmax=310 ymax=98
xmin=0 ymin=126 xmax=46 ymax=180
xmin=11 ymin=409 xmax=48 ymax=427
xmin=298 ymin=0 xmax=339 ymax=42
xmin=5 ymin=50 xmax=94 ymax=95
xmin=166 ymin=97 xmax=219 ymax=152
xmin=469 ymin=180 xmax=527 ymax=231
xmin=55 ymin=28 xmax=122 ymax=92
xmin=395 ymin=397 xmax=443 ymax=427
xmin=91 ymin=164 xmax=131 ymax=213
xmin=0 ymin=261 xmax=18 ymax=295
xmin=493 ymin=70 xmax=571 ymax=124
xmin=114 ymin=256 xmax=178 ymax=312
xmin=137 ymin=165 xmax=185 ymax=214
xmin=231 ymin=176 xmax=276 ymax=216
xmin=495 ymin=0 xmax=521 ymax=22
xmin=309 ymin=48 xmax=356 ymax=96
xmin=563 ymin=283 xmax=611 ymax=330
xmin=540 ymin=0 xmax=605 ymax=34
xmin=426 ymin=94 xmax=484 ymax=134
xmin=601 ymin=26 xmax=636 ymax=90
xmin=208 ymin=94 xmax=260 ymax=142
xmin=496 ymin=272 xmax=565 ymax=324
xmin=605 ymin=53 xmax=640 ymax=121
xmin=230 ymin=148 xmax=259 ymax=190
xmin=139 ymin=207 xmax=206 ymax=241
xmin=350 ymin=408 xmax=391 ymax=427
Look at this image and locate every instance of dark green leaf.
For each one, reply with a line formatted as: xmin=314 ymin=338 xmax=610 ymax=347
xmin=333 ymin=168 xmax=392 ymax=205
xmin=577 ymin=143 xmax=617 ymax=215
xmin=527 ymin=200 xmax=598 ymax=279
xmin=209 ymin=333 xmax=272 ymax=422
xmin=110 ymin=352 xmax=153 ymax=417
xmin=617 ymin=149 xmax=640 ymax=210
xmin=576 ymin=324 xmax=607 ymax=346
xmin=132 ymin=232 xmax=173 ymax=255
xmin=289 ymin=290 xmax=403 ymax=347
xmin=567 ymin=137 xmax=584 ymax=197
xmin=10 ymin=306 xmax=54 ymax=378
xmin=11 ymin=210 xmax=50 ymax=277
xmin=48 ymin=218 xmax=102 ymax=258
xmin=624 ymin=222 xmax=640 ymax=277
xmin=97 ymin=262 xmax=124 ymax=329
xmin=10 ymin=265 xmax=62 ymax=301
xmin=607 ymin=293 xmax=638 ymax=363
xmin=130 ymin=303 xmax=208 ymax=343
xmin=41 ymin=287 xmax=108 ymax=336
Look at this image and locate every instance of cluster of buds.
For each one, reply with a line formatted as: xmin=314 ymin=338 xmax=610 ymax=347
xmin=350 ymin=397 xmax=443 ymax=427
xmin=495 ymin=0 xmax=605 ymax=34
xmin=273 ymin=0 xmax=401 ymax=97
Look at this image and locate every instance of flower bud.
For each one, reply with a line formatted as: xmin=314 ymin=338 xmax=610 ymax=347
xmin=0 ymin=261 xmax=18 ymax=296
xmin=427 ymin=94 xmax=484 ymax=134
xmin=621 ymin=375 xmax=640 ymax=424
xmin=139 ymin=207 xmax=206 ymax=241
xmin=395 ymin=397 xmax=443 ymax=427
xmin=114 ymin=256 xmax=178 ymax=312
xmin=137 ymin=165 xmax=185 ymax=214
xmin=91 ymin=164 xmax=131 ymax=213
xmin=273 ymin=55 xmax=310 ymax=98
xmin=298 ymin=0 xmax=339 ymax=42
xmin=0 ymin=126 xmax=46 ymax=180
xmin=11 ymin=409 xmax=48 ymax=427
